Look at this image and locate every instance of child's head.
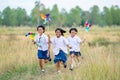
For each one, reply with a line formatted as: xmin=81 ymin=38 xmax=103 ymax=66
xmin=37 ymin=25 xmax=45 ymax=35
xmin=69 ymin=28 xmax=78 ymax=37
xmin=55 ymin=28 xmax=66 ymax=37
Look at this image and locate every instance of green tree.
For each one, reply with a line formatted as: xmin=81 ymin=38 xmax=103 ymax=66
xmin=0 ymin=12 xmax=2 ymax=25
xmin=67 ymin=6 xmax=82 ymax=27
xmin=2 ymin=7 xmax=12 ymax=26
xmin=2 ymin=7 xmax=18 ymax=26
xmin=111 ymin=6 xmax=120 ymax=25
xmin=60 ymin=8 xmax=68 ymax=27
xmin=10 ymin=9 xmax=18 ymax=26
xmin=31 ymin=6 xmax=39 ymax=26
xmin=51 ymin=4 xmax=60 ymax=26
xmin=81 ymin=10 xmax=90 ymax=26
xmin=16 ymin=7 xmax=27 ymax=26
xmin=103 ymin=7 xmax=112 ymax=26
xmin=89 ymin=5 xmax=101 ymax=25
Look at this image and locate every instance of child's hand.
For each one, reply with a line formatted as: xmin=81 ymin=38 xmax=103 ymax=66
xmin=82 ymin=36 xmax=86 ymax=43
xmin=32 ymin=39 xmax=34 ymax=42
xmin=69 ymin=46 xmax=72 ymax=49
xmin=47 ymin=33 xmax=51 ymax=43
xmin=67 ymin=45 xmax=72 ymax=49
xmin=32 ymin=39 xmax=36 ymax=44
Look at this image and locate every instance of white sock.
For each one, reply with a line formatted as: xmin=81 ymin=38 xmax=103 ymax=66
xmin=41 ymin=69 xmax=45 ymax=72
xmin=57 ymin=70 xmax=61 ymax=73
xmin=71 ymin=64 xmax=74 ymax=68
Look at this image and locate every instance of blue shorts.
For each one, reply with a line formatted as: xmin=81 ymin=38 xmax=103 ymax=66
xmin=54 ymin=50 xmax=67 ymax=64
xmin=37 ymin=50 xmax=50 ymax=59
xmin=70 ymin=51 xmax=81 ymax=56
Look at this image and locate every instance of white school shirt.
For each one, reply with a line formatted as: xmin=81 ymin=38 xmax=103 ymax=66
xmin=34 ymin=34 xmax=48 ymax=51
xmin=67 ymin=35 xmax=82 ymax=52
xmin=51 ymin=36 xmax=69 ymax=55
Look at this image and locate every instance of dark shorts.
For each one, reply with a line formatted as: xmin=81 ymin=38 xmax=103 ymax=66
xmin=54 ymin=50 xmax=67 ymax=64
xmin=37 ymin=50 xmax=50 ymax=59
xmin=70 ymin=51 xmax=81 ymax=56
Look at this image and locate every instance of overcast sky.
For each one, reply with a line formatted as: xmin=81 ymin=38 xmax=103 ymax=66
xmin=0 ymin=0 xmax=120 ymax=15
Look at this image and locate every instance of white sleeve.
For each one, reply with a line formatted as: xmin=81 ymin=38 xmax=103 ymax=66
xmin=45 ymin=36 xmax=48 ymax=43
xmin=67 ymin=37 xmax=70 ymax=42
xmin=63 ymin=37 xmax=69 ymax=45
xmin=51 ymin=38 xmax=56 ymax=47
xmin=77 ymin=37 xmax=82 ymax=43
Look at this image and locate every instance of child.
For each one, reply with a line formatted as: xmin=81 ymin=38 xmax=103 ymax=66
xmin=33 ymin=25 xmax=51 ymax=73
xmin=67 ymin=28 xmax=85 ymax=71
xmin=51 ymin=28 xmax=71 ymax=74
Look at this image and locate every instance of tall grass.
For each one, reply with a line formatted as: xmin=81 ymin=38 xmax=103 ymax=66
xmin=0 ymin=26 xmax=120 ymax=80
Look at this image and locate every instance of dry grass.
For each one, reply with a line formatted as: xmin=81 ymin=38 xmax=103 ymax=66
xmin=0 ymin=26 xmax=120 ymax=80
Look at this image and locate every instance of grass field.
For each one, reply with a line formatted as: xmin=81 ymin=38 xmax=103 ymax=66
xmin=0 ymin=26 xmax=120 ymax=80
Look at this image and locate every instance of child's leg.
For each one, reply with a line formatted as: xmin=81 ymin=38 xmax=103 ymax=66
xmin=70 ymin=53 xmax=75 ymax=70
xmin=39 ymin=59 xmax=43 ymax=70
xmin=56 ymin=61 xmax=61 ymax=71
xmin=43 ymin=50 xmax=49 ymax=63
xmin=44 ymin=60 xmax=48 ymax=63
xmin=76 ymin=56 xmax=82 ymax=66
xmin=70 ymin=53 xmax=75 ymax=65
xmin=76 ymin=56 xmax=80 ymax=62
xmin=76 ymin=52 xmax=82 ymax=63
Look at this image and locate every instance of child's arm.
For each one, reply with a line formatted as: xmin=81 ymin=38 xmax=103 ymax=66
xmin=67 ymin=44 xmax=72 ymax=49
xmin=47 ymin=34 xmax=51 ymax=51
xmin=64 ymin=37 xmax=72 ymax=49
xmin=78 ymin=36 xmax=86 ymax=44
xmin=32 ymin=39 xmax=36 ymax=44
xmin=47 ymin=34 xmax=51 ymax=57
xmin=81 ymin=38 xmax=86 ymax=43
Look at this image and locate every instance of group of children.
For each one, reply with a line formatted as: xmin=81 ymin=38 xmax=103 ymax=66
xmin=33 ymin=25 xmax=85 ymax=74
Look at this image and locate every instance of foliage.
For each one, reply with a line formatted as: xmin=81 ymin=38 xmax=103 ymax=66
xmin=0 ymin=5 xmax=120 ymax=27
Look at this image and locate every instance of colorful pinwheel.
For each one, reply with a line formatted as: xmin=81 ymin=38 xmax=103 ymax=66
xmin=40 ymin=13 xmax=51 ymax=24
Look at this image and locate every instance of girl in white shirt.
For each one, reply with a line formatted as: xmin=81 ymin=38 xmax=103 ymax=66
xmin=67 ymin=28 xmax=85 ymax=70
xmin=51 ymin=28 xmax=71 ymax=73
xmin=33 ymin=25 xmax=51 ymax=73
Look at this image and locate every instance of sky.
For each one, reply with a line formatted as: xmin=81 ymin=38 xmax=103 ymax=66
xmin=0 ymin=0 xmax=120 ymax=15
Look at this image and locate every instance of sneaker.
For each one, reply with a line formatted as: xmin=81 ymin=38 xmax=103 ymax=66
xmin=69 ymin=68 xmax=73 ymax=71
xmin=48 ymin=58 xmax=52 ymax=62
xmin=63 ymin=63 xmax=67 ymax=68
xmin=41 ymin=69 xmax=45 ymax=73
xmin=69 ymin=64 xmax=74 ymax=71
xmin=57 ymin=70 xmax=61 ymax=74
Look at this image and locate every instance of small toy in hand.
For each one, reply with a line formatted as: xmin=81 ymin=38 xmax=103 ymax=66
xmin=25 ymin=32 xmax=36 ymax=40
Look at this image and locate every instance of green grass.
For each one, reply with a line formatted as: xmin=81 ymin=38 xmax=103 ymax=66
xmin=0 ymin=26 xmax=120 ymax=80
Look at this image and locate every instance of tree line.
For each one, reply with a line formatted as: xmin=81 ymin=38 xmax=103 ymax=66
xmin=0 ymin=4 xmax=120 ymax=27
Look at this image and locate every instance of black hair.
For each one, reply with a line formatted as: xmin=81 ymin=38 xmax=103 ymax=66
xmin=55 ymin=28 xmax=66 ymax=36
xmin=37 ymin=25 xmax=45 ymax=33
xmin=69 ymin=28 xmax=78 ymax=33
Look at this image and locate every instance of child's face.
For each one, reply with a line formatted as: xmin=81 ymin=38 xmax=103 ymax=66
xmin=55 ymin=30 xmax=61 ymax=37
xmin=70 ymin=30 xmax=77 ymax=37
xmin=37 ymin=27 xmax=44 ymax=35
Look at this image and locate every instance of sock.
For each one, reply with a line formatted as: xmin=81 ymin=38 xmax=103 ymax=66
xmin=71 ymin=64 xmax=74 ymax=68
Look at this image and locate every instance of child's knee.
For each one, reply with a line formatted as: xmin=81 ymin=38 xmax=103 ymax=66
xmin=44 ymin=60 xmax=48 ymax=63
xmin=71 ymin=54 xmax=74 ymax=58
